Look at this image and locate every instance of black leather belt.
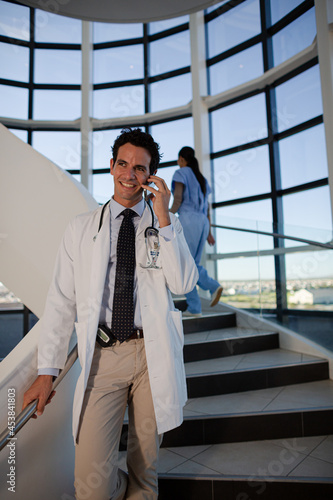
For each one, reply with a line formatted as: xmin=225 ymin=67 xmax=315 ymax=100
xmin=96 ymin=324 xmax=144 ymax=347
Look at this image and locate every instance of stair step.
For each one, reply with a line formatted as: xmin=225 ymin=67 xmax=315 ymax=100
xmin=158 ymin=475 xmax=333 ymax=500
xmin=183 ymin=312 xmax=236 ymax=334
xmin=185 ymin=350 xmax=329 ymax=398
xmin=162 ymin=408 xmax=333 ymax=448
xmin=184 ymin=329 xmax=279 ymax=363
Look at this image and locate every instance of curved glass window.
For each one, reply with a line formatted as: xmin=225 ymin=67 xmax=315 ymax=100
xmin=32 ymin=131 xmax=81 ymax=171
xmin=34 ymin=49 xmax=81 ymax=84
xmin=149 ymin=16 xmax=188 ymax=35
xmin=150 ymin=117 xmax=194 ymax=163
xmin=272 ymin=8 xmax=316 ymax=67
xmin=0 ymin=84 xmax=28 ymax=119
xmin=269 ymin=0 xmax=305 ymax=26
xmin=0 ymin=41 xmax=29 ymax=82
xmin=0 ymin=1 xmax=30 ymax=41
xmin=93 ymin=85 xmax=145 ymax=119
xmin=92 ymin=128 xmax=123 ymax=169
xmin=93 ymin=22 xmax=143 ymax=43
xmin=149 ymin=73 xmax=192 ymax=112
xmin=279 ymin=125 xmax=328 ymax=190
xmin=93 ymin=173 xmax=114 ymax=204
xmin=207 ymin=0 xmax=261 ymax=59
xmin=211 ymin=93 xmax=267 ymax=152
xmin=34 ymin=9 xmax=81 ymax=43
xmin=213 ymin=145 xmax=270 ymax=203
xmin=215 ymin=199 xmax=273 ymax=253
xmin=149 ymin=31 xmax=190 ymax=76
xmin=275 ymin=65 xmax=322 ymax=133
xmin=209 ymin=43 xmax=263 ymax=95
xmin=283 ymin=186 xmax=333 ymax=234
xmin=33 ymin=90 xmax=81 ymax=120
xmin=93 ymin=45 xmax=143 ymax=84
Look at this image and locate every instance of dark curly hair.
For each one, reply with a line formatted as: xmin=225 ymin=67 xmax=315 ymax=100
xmin=112 ymin=128 xmax=162 ymax=174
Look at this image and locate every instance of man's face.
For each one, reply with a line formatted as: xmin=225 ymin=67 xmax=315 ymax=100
xmin=110 ymin=143 xmax=151 ymax=207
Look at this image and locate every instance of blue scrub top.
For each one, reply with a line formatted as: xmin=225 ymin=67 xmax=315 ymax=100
xmin=172 ymin=166 xmax=211 ymax=216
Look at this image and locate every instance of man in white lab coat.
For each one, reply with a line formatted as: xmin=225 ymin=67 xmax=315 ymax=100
xmin=22 ymin=128 xmax=198 ymax=500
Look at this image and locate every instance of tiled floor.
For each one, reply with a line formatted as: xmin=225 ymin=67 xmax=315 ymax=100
xmin=185 ymin=347 xmax=324 ymax=376
xmin=118 ymin=434 xmax=333 ymax=479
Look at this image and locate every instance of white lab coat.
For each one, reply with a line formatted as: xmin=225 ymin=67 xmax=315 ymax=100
xmin=38 ymin=203 xmax=198 ymax=443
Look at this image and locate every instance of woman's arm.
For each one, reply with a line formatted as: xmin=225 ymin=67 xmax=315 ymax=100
xmin=207 ymin=206 xmax=216 ymax=246
xmin=170 ymin=181 xmax=184 ymax=214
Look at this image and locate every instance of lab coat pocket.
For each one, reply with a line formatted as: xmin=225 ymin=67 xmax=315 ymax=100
xmin=169 ymin=309 xmax=184 ymax=356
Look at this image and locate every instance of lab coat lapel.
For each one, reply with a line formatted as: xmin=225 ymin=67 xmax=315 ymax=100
xmin=88 ymin=205 xmax=110 ymax=328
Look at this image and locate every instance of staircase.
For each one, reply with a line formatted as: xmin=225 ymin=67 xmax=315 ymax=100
xmin=152 ymin=303 xmax=333 ymax=499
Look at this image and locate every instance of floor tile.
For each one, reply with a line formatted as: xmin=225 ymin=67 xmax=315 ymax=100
xmin=289 ymin=456 xmax=333 ymax=478
xmin=310 ymin=435 xmax=333 ymax=464
xmin=158 ymin=449 xmax=188 ymax=473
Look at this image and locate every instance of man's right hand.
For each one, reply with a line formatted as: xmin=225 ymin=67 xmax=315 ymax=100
xmin=22 ymin=375 xmax=56 ymax=419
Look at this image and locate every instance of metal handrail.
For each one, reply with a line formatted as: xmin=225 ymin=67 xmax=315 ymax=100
xmin=0 ymin=344 xmax=78 ymax=452
xmin=211 ymin=223 xmax=333 ymax=250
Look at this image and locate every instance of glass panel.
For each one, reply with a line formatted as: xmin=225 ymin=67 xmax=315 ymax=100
xmin=215 ymin=199 xmax=273 ymax=253
xmin=286 ymin=250 xmax=333 ymax=311
xmin=149 ymin=31 xmax=190 ymax=76
xmin=279 ymin=125 xmax=328 ymax=190
xmin=269 ymin=0 xmax=304 ymax=26
xmin=93 ymin=45 xmax=143 ymax=84
xmin=93 ymin=22 xmax=143 ymax=43
xmin=0 ymin=84 xmax=28 ymax=119
xmin=149 ymin=16 xmax=188 ymax=34
xmin=207 ymin=0 xmax=261 ymax=58
xmin=92 ymin=129 xmax=123 ymax=169
xmin=206 ymin=1 xmax=230 ymax=14
xmin=0 ymin=1 xmax=30 ymax=41
xmin=150 ymin=117 xmax=194 ymax=163
xmin=35 ymin=9 xmax=81 ymax=43
xmin=218 ymin=255 xmax=276 ymax=309
xmin=0 ymin=41 xmax=29 ymax=82
xmin=272 ymin=8 xmax=316 ymax=67
xmin=33 ymin=90 xmax=81 ymax=120
xmin=9 ymin=129 xmax=28 ymax=142
xmin=209 ymin=43 xmax=263 ymax=95
xmin=149 ymin=73 xmax=192 ymax=112
xmin=282 ymin=186 xmax=333 ymax=242
xmin=93 ymin=85 xmax=145 ymax=119
xmin=213 ymin=145 xmax=271 ymax=202
xmin=159 ymin=165 xmax=178 ymax=193
xmin=211 ymin=93 xmax=267 ymax=152
xmin=93 ymin=173 xmax=114 ymax=204
xmin=274 ymin=65 xmax=322 ymax=133
xmin=34 ymin=49 xmax=81 ymax=84
xmin=32 ymin=131 xmax=81 ymax=171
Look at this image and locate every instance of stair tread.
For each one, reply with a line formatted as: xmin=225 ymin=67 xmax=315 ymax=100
xmin=185 ymin=348 xmax=326 ymax=377
xmin=183 ymin=379 xmax=333 ymax=419
xmin=157 ymin=434 xmax=333 ymax=479
xmin=184 ymin=326 xmax=277 ymax=345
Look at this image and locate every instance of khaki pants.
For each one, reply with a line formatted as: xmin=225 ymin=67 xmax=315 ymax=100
xmin=74 ymin=339 xmax=162 ymax=500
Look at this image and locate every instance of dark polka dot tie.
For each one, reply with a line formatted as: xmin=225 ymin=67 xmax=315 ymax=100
xmin=111 ymin=209 xmax=136 ymax=342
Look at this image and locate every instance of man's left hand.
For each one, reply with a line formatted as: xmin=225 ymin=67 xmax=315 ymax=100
xmin=142 ymin=176 xmax=171 ymax=228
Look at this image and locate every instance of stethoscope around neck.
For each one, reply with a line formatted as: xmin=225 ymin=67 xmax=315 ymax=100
xmin=93 ymin=198 xmax=160 ymax=268
xmin=94 ymin=198 xmax=157 ymax=236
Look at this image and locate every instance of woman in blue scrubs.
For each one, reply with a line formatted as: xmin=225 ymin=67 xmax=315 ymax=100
xmin=170 ymin=146 xmax=223 ymax=317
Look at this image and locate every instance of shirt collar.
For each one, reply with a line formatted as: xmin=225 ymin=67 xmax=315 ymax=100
xmin=110 ymin=197 xmax=145 ymax=220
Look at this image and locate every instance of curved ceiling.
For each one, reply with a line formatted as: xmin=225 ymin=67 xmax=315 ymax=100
xmin=17 ymin=0 xmax=219 ymax=23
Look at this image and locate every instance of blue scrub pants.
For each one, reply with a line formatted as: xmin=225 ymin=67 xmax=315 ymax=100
xmin=179 ymin=211 xmax=220 ymax=314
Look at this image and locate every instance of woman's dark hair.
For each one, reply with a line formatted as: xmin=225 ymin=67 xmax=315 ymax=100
xmin=112 ymin=127 xmax=162 ymax=174
xmin=178 ymin=146 xmax=206 ymax=196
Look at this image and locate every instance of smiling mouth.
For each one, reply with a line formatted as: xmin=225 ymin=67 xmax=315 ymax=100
xmin=120 ymin=181 xmax=137 ymax=188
